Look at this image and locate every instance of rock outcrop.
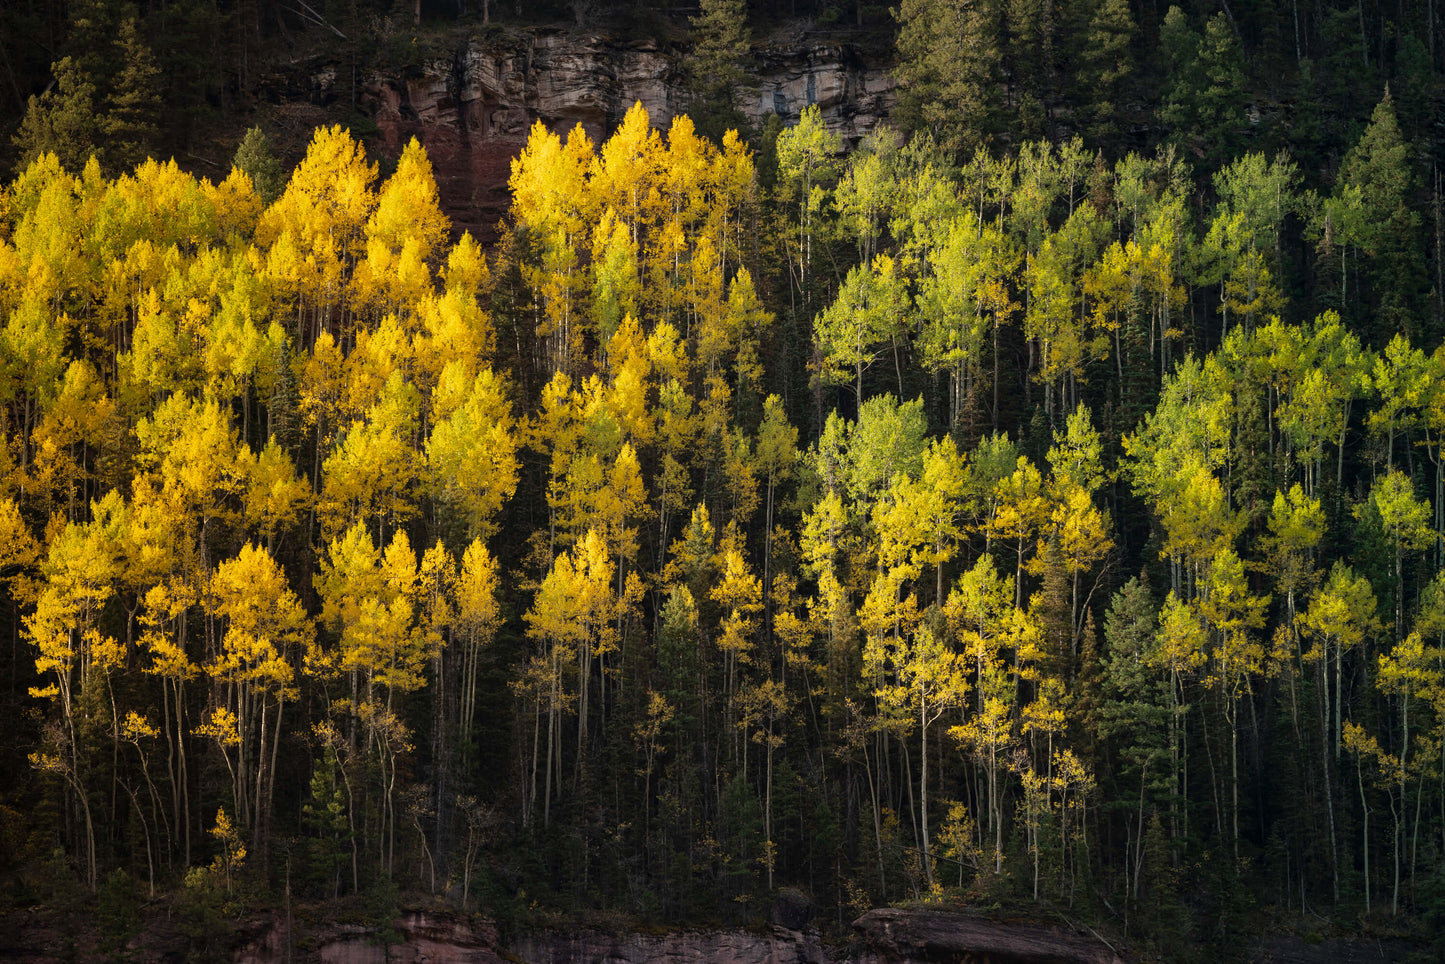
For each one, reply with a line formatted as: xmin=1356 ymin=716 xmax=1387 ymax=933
xmin=344 ymin=26 xmax=891 ymax=239
xmin=7 ymin=899 xmax=1142 ymax=962
xmin=850 ymin=907 xmax=1125 ymax=964
xmin=233 ymin=911 xmax=507 ymax=964
xmin=511 ymin=925 xmax=831 ymax=964
xmin=362 ymin=27 xmax=891 ymax=146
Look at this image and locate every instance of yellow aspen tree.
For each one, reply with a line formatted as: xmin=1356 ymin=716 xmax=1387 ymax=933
xmin=426 ymin=364 xmax=520 ymax=540
xmin=709 ymin=128 xmax=755 ymax=276
xmin=136 ymin=578 xmax=199 ymax=867
xmin=509 ymin=120 xmax=596 ymax=376
xmin=989 ymin=455 xmax=1049 ymax=609
xmin=1198 ymin=547 xmax=1270 ymax=858
xmin=26 ymin=512 xmax=121 ymax=889
xmin=1342 ymin=720 xmax=1396 ymax=913
xmin=592 ymin=101 xmax=660 ymax=247
xmin=317 ymin=371 xmax=420 ymax=544
xmin=604 ymin=316 xmax=655 ymax=448
xmin=523 ymin=530 xmax=614 ymax=824
xmin=209 ymin=543 xmax=311 ymax=852
xmin=1359 ymin=469 xmax=1433 ymax=638
xmin=133 ymin=392 xmax=253 ymax=574
xmin=352 ymin=138 xmax=448 ymax=324
xmin=1375 ymin=631 xmax=1439 ymax=912
xmin=774 ymin=105 xmax=840 ymax=308
xmin=950 ymin=643 xmax=1019 ymax=876
xmin=712 ymin=529 xmax=762 ymax=759
xmin=256 ymin=125 xmax=377 ymax=341
xmin=454 ymin=539 xmax=501 ymax=767
xmin=869 ymin=617 xmax=967 ymax=888
xmin=242 ymin=440 xmax=310 ymax=552
xmin=590 ymin=210 xmax=641 ymax=343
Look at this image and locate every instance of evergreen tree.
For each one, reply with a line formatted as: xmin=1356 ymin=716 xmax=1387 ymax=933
xmin=1074 ymin=0 xmax=1136 ymax=145
xmin=233 ymin=127 xmax=285 ymax=207
xmin=893 ymin=0 xmax=1004 ymax=158
xmin=13 ymin=58 xmax=100 ymax=172
xmin=102 ymin=18 xmax=161 ymax=173
xmin=1337 ymin=91 xmax=1426 ymax=341
xmin=690 ymin=0 xmax=752 ymax=139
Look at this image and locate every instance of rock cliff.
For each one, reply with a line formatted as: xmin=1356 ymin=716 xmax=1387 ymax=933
xmin=344 ymin=26 xmax=892 ymax=238
xmin=850 ymin=907 xmax=1125 ymax=964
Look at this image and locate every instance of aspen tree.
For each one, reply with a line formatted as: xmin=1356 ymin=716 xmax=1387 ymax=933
xmin=426 ymin=365 xmax=519 ymax=540
xmin=209 ymin=543 xmax=310 ymax=853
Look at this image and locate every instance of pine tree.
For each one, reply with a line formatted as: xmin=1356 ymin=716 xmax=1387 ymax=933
xmin=1338 ymin=91 xmax=1426 ymax=340
xmin=893 ymin=0 xmax=1004 ymax=158
xmin=102 ymin=19 xmax=161 ymax=173
xmin=13 ymin=58 xmax=101 ymax=172
xmin=233 ymin=127 xmax=285 ymax=207
xmin=690 ymin=0 xmax=752 ymax=139
xmin=1075 ymin=0 xmax=1136 ymax=144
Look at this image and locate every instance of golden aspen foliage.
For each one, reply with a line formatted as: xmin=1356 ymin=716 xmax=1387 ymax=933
xmin=509 ymin=120 xmax=596 ymax=375
xmin=590 ymin=210 xmax=641 ymax=342
xmin=315 ymin=521 xmax=383 ymax=640
xmin=352 ymin=138 xmax=448 ymax=321
xmin=133 ymin=393 xmax=252 ymax=539
xmin=257 ymin=126 xmax=378 ymax=335
xmin=317 ymin=370 xmax=420 ymax=541
xmin=210 ymin=543 xmax=308 ymax=702
xmin=593 ymin=102 xmax=661 ymax=243
xmin=243 ymin=440 xmax=310 ymax=547
xmin=426 ymin=364 xmax=519 ymax=539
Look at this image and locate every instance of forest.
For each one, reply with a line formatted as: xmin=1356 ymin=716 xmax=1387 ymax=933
xmin=2 ymin=0 xmax=1445 ymax=959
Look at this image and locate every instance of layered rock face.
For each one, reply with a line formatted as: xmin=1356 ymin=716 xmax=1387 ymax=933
xmin=365 ymin=28 xmax=890 ymax=146
xmin=509 ymin=925 xmax=831 ymax=964
xmin=354 ymin=28 xmax=892 ymax=238
xmin=850 ymin=907 xmax=1125 ymax=964
xmin=232 ymin=906 xmax=1121 ymax=963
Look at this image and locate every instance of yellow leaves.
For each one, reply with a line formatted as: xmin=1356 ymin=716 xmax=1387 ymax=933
xmin=209 ymin=806 xmax=247 ymax=886
xmin=1200 ymin=548 xmax=1269 ymax=669
xmin=509 ymin=120 xmax=596 ymax=242
xmin=1342 ymin=720 xmax=1399 ymax=783
xmin=139 ymin=584 xmax=198 ymax=683
xmin=342 ymin=595 xmax=430 ymax=694
xmin=0 ymin=497 xmax=41 ymax=577
xmin=1300 ymin=562 xmax=1380 ymax=661
xmin=211 ymin=543 xmax=309 ymax=696
xmin=1360 ymin=468 xmax=1433 ymax=553
xmin=594 ymin=101 xmax=661 ymax=236
xmin=427 ymin=365 xmax=519 ymax=538
xmin=258 ymin=125 xmax=377 ymax=259
xmin=713 ymin=539 xmax=762 ymax=663
xmin=243 ymin=440 xmax=310 ymax=543
xmin=318 ymin=370 xmax=420 ymax=540
xmin=634 ymin=690 xmax=675 ymax=759
xmin=364 ymin=137 xmax=449 ymax=264
xmin=456 ymin=539 xmax=500 ymax=639
xmin=316 ymin=521 xmax=382 ymax=633
xmin=1156 ymin=458 xmax=1240 ymax=569
xmin=120 ymin=710 xmax=158 ymax=742
xmin=1154 ymin=591 xmax=1208 ymax=676
xmin=202 ymin=166 xmax=263 ymax=240
xmin=315 ymin=523 xmax=436 ymax=695
xmin=526 ymin=528 xmax=617 ymax=656
xmin=134 ymin=393 xmax=250 ymax=519
xmin=591 ymin=211 xmax=641 ymax=340
xmin=195 ymin=706 xmax=241 ymax=747
xmin=989 ymin=456 xmax=1049 ymax=548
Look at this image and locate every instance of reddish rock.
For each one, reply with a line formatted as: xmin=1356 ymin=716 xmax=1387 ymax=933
xmin=359 ymin=28 xmax=893 ymax=244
